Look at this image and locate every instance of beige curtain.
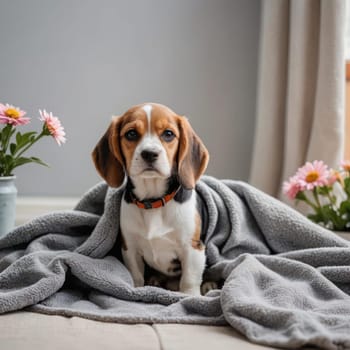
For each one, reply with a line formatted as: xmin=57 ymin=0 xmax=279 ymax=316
xmin=250 ymin=0 xmax=346 ymax=201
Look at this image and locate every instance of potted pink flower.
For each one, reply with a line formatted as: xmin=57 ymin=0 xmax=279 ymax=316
xmin=0 ymin=102 xmax=66 ymax=235
xmin=283 ymin=160 xmax=350 ymax=231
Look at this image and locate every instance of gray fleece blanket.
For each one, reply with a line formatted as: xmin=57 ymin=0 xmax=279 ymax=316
xmin=1 ymin=176 xmax=350 ymax=350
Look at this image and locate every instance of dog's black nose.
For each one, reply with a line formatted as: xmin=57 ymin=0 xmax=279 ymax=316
xmin=141 ymin=150 xmax=159 ymax=163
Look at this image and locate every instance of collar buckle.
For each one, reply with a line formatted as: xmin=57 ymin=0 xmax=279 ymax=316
xmin=143 ymin=201 xmax=153 ymax=210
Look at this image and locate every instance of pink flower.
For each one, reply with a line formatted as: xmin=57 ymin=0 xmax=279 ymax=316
xmin=283 ymin=176 xmax=303 ymax=200
xmin=39 ymin=109 xmax=66 ymax=146
xmin=327 ymin=169 xmax=344 ymax=187
xmin=341 ymin=160 xmax=350 ymax=172
xmin=295 ymin=160 xmax=330 ymax=190
xmin=0 ymin=103 xmax=30 ymax=126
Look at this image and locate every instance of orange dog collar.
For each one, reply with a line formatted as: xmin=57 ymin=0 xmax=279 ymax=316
xmin=131 ymin=187 xmax=180 ymax=210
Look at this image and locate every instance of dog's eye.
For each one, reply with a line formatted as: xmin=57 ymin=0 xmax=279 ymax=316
xmin=161 ymin=129 xmax=175 ymax=142
xmin=125 ymin=129 xmax=139 ymax=141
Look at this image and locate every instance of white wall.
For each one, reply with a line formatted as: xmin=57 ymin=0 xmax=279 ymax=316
xmin=0 ymin=0 xmax=261 ymax=196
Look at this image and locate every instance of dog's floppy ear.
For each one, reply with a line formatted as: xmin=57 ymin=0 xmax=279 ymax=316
xmin=177 ymin=116 xmax=209 ymax=189
xmin=92 ymin=116 xmax=125 ymax=188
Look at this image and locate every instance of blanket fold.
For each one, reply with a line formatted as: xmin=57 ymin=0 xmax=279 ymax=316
xmin=1 ymin=176 xmax=350 ymax=350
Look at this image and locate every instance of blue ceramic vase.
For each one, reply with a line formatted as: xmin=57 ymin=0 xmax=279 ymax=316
xmin=0 ymin=176 xmax=17 ymax=237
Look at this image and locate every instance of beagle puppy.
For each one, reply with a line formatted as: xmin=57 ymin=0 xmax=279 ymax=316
xmin=92 ymin=103 xmax=209 ymax=296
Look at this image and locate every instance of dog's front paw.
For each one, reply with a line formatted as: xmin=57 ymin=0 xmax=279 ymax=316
xmin=201 ymin=281 xmax=218 ymax=295
xmin=180 ymin=285 xmax=201 ymax=296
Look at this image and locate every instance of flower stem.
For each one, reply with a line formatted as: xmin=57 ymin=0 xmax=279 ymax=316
xmin=303 ymin=196 xmax=319 ymax=211
xmin=326 ymin=192 xmax=335 ymax=207
xmin=312 ymin=188 xmax=322 ymax=208
xmin=15 ymin=132 xmax=45 ymax=159
xmin=312 ymin=187 xmax=329 ymax=224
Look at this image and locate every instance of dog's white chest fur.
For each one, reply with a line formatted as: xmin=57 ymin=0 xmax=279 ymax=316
xmin=120 ymin=194 xmax=196 ymax=275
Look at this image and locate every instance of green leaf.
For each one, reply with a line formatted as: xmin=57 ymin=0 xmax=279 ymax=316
xmin=339 ymin=201 xmax=350 ymax=215
xmin=2 ymin=154 xmax=15 ymax=175
xmin=2 ymin=124 xmax=12 ymax=139
xmin=317 ymin=186 xmax=330 ymax=196
xmin=10 ymin=143 xmax=16 ymax=155
xmin=295 ymin=191 xmax=307 ymax=201
xmin=21 ymin=131 xmax=37 ymax=144
xmin=12 ymin=157 xmax=34 ymax=167
xmin=322 ymin=204 xmax=346 ymax=231
xmin=1 ymin=124 xmax=15 ymax=152
xmin=16 ymin=131 xmax=22 ymax=145
xmin=307 ymin=213 xmax=324 ymax=223
xmin=330 ymin=195 xmax=337 ymax=205
xmin=12 ymin=131 xmax=38 ymax=156
xmin=344 ymin=178 xmax=350 ymax=197
xmin=29 ymin=157 xmax=49 ymax=167
xmin=11 ymin=156 xmax=49 ymax=169
xmin=4 ymin=154 xmax=14 ymax=163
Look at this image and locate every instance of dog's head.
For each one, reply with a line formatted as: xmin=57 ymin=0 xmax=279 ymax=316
xmin=92 ymin=103 xmax=209 ymax=189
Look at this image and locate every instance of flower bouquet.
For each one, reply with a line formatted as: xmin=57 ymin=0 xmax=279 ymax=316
xmin=0 ymin=102 xmax=66 ymax=235
xmin=283 ymin=160 xmax=350 ymax=231
xmin=0 ymin=103 xmax=66 ymax=176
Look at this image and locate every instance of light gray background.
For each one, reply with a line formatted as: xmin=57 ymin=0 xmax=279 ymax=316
xmin=0 ymin=0 xmax=260 ymax=196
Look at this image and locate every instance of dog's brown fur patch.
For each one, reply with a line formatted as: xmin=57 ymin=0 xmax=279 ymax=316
xmin=192 ymin=212 xmax=205 ymax=251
